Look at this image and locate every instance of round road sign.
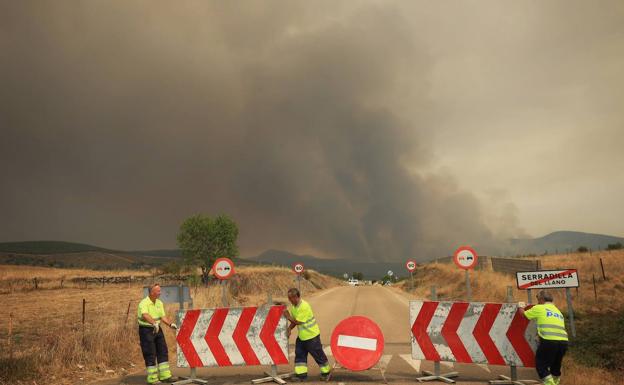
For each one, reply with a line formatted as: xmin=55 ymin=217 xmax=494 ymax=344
xmin=343 ymin=273 xmax=349 ymax=279
xmin=330 ymin=316 xmax=384 ymax=371
xmin=406 ymin=259 xmax=417 ymax=272
xmin=453 ymin=246 xmax=478 ymax=270
xmin=212 ymin=257 xmax=235 ymax=280
xmin=387 ymin=270 xmax=393 ymax=276
xmin=293 ymin=262 xmax=305 ymax=275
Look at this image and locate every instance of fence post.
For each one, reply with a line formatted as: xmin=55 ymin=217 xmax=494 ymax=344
xmin=593 ymin=274 xmax=598 ymax=301
xmin=125 ymin=301 xmax=131 ymax=326
xmin=600 ymin=258 xmax=606 ymax=280
xmin=82 ymin=298 xmax=86 ymax=347
xmin=8 ymin=312 xmax=13 ymax=360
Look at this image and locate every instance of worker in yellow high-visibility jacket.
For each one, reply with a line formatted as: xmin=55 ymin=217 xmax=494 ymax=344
xmin=138 ymin=284 xmax=178 ymax=384
xmin=519 ymin=290 xmax=568 ymax=385
xmin=284 ymin=288 xmax=331 ymax=381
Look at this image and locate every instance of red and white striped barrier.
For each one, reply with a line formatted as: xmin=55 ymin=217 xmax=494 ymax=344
xmin=410 ymin=301 xmax=538 ymax=367
xmin=176 ymin=306 xmax=289 ymax=368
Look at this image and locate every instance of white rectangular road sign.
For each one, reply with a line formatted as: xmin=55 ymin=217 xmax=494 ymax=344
xmin=516 ymin=269 xmax=579 ymax=290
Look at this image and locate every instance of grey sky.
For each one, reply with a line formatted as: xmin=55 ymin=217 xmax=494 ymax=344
xmin=1 ymin=1 xmax=622 ymax=261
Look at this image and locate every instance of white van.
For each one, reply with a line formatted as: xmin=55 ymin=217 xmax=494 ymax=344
xmin=348 ymin=278 xmax=359 ymax=286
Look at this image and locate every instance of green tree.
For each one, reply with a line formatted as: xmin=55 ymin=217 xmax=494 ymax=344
xmin=177 ymin=214 xmax=239 ymax=285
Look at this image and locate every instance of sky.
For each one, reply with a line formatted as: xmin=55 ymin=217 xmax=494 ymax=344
xmin=1 ymin=1 xmax=623 ymax=261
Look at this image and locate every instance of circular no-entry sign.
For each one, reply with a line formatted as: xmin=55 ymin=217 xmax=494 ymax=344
xmin=212 ymin=257 xmax=235 ymax=280
xmin=406 ymin=259 xmax=417 ymax=272
xmin=330 ymin=316 xmax=385 ymax=371
xmin=292 ymin=262 xmax=305 ymax=275
xmin=453 ymin=246 xmax=478 ymax=270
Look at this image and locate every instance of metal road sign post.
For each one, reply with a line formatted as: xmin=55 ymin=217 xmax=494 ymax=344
xmin=454 ymin=246 xmax=478 ymax=301
xmin=293 ymin=263 xmax=304 ymax=293
xmin=406 ymin=260 xmax=417 ymax=291
xmin=516 ymin=269 xmax=579 ymax=338
xmin=414 ymin=285 xmax=459 ymax=384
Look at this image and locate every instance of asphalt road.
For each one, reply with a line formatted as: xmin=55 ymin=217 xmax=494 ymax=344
xmin=105 ymin=285 xmax=540 ymax=385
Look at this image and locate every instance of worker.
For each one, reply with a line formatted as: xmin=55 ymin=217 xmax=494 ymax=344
xmin=283 ymin=288 xmax=331 ymax=381
xmin=138 ymin=284 xmax=178 ymax=384
xmin=518 ymin=290 xmax=568 ymax=385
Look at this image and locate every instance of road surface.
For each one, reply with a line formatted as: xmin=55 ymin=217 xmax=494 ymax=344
xmin=104 ymin=285 xmax=539 ymax=385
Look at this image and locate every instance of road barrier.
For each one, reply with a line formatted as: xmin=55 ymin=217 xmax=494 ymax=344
xmin=176 ymin=306 xmax=289 ymax=368
xmin=410 ymin=300 xmax=538 ymax=383
xmin=410 ymin=300 xmax=538 ymax=366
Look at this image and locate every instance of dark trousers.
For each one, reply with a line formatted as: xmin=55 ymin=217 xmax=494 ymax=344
xmin=295 ymin=335 xmax=329 ymax=377
xmin=535 ymin=338 xmax=567 ymax=379
xmin=139 ymin=326 xmax=169 ymax=367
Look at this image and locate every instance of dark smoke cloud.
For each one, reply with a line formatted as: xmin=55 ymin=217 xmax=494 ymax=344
xmin=0 ymin=1 xmax=526 ymax=261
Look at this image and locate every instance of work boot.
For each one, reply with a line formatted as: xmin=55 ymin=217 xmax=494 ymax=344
xmin=542 ymin=375 xmax=555 ymax=385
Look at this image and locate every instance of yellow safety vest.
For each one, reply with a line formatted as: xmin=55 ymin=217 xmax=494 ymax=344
xmin=288 ymin=299 xmax=320 ymax=341
xmin=524 ymin=303 xmax=568 ymax=341
xmin=137 ymin=296 xmax=166 ymax=327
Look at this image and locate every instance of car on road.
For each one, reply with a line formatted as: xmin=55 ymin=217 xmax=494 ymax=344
xmin=348 ymin=278 xmax=359 ymax=286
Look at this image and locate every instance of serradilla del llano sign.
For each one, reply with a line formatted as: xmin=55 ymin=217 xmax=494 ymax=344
xmin=516 ymin=269 xmax=579 ymax=290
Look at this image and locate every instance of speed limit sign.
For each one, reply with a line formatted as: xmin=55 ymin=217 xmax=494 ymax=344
xmin=293 ymin=262 xmax=305 ymax=275
xmin=406 ymin=259 xmax=417 ymax=272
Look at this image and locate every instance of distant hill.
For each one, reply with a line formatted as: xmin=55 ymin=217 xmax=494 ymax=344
xmin=0 ymin=241 xmax=112 ymax=254
xmin=509 ymin=231 xmax=624 ymax=255
xmin=245 ymin=249 xmax=406 ymax=280
xmin=0 ymin=241 xmax=256 ymax=270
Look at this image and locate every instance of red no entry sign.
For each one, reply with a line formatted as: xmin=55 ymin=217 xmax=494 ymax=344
xmin=212 ymin=257 xmax=235 ymax=280
xmin=330 ymin=316 xmax=384 ymax=371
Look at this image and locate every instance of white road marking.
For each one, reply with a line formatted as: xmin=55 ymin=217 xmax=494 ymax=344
xmin=399 ymin=354 xmax=421 ymax=372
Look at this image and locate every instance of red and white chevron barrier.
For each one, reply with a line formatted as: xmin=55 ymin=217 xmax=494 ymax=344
xmin=176 ymin=305 xmax=289 ymax=368
xmin=410 ymin=301 xmax=538 ymax=367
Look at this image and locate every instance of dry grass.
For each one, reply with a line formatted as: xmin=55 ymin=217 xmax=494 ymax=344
xmin=0 ymin=264 xmax=342 ymax=385
xmin=398 ymin=249 xmax=624 ymax=314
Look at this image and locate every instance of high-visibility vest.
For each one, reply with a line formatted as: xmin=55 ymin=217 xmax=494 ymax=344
xmin=137 ymin=296 xmax=165 ymax=327
xmin=288 ymin=299 xmax=320 ymax=341
xmin=524 ymin=303 xmax=568 ymax=341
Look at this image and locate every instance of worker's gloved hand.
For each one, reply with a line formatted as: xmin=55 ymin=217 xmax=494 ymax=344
xmin=517 ymin=301 xmax=526 ymax=308
xmin=152 ymin=322 xmax=160 ymax=335
xmin=170 ymin=323 xmax=178 ymax=330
